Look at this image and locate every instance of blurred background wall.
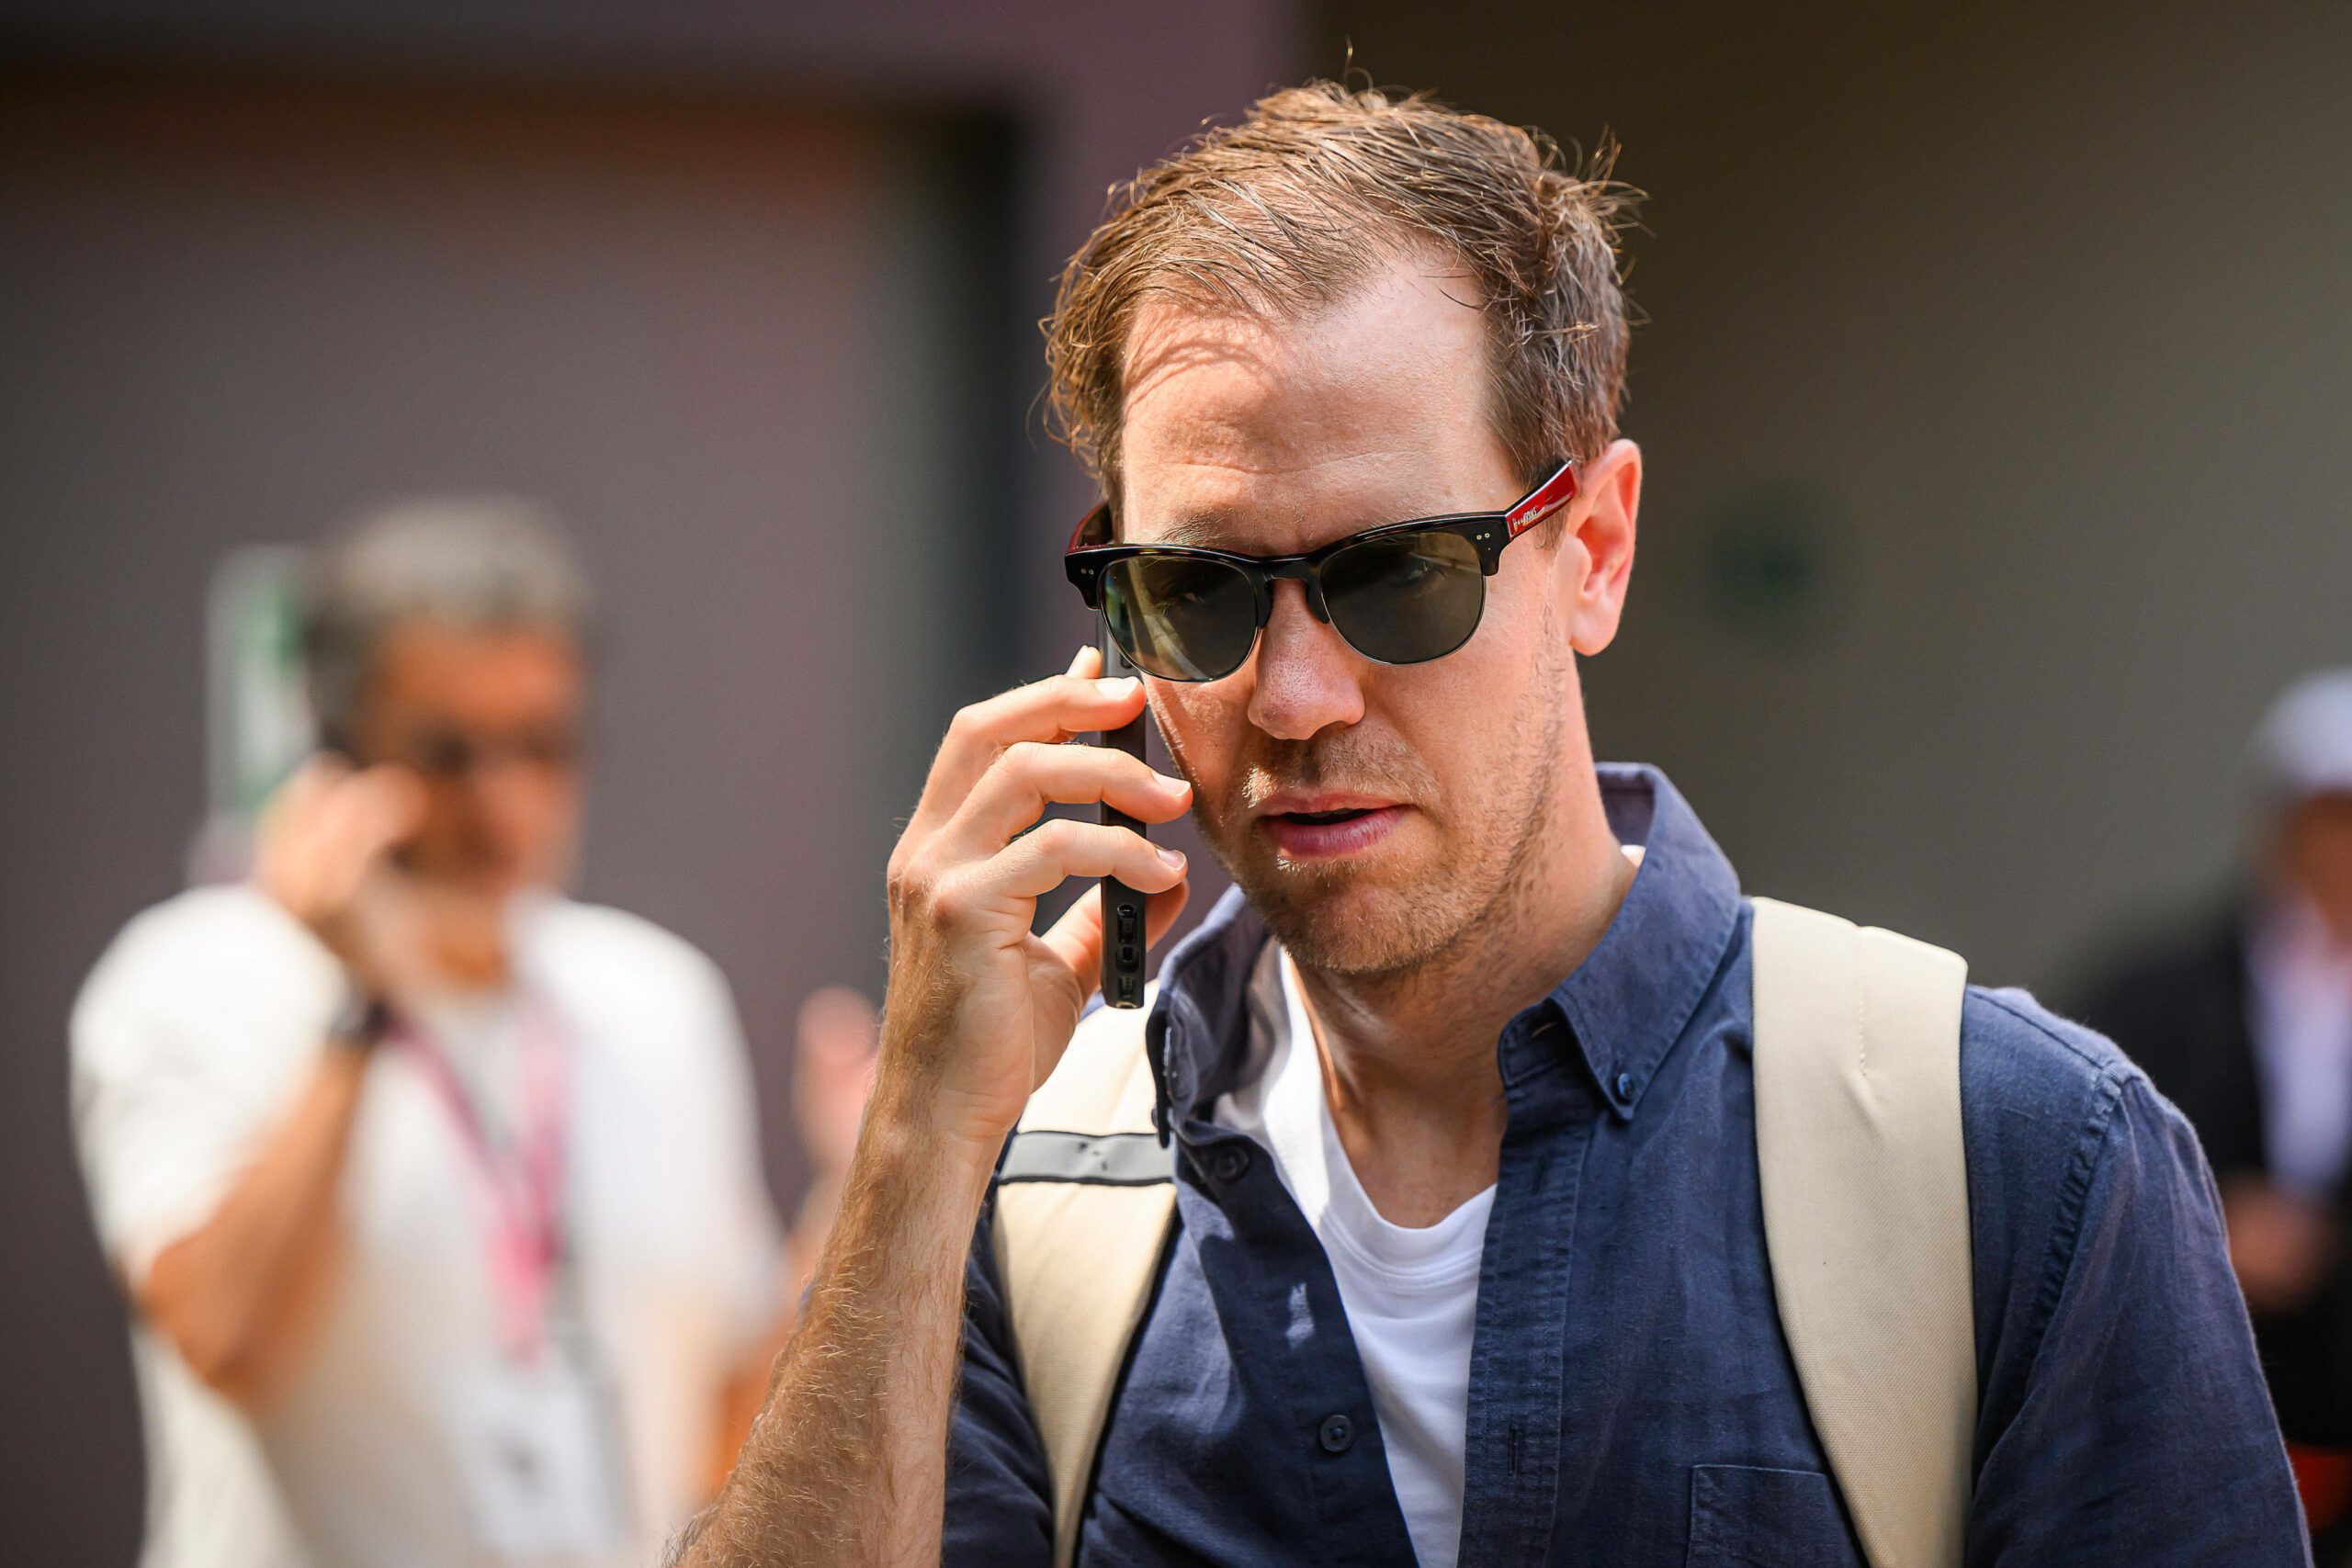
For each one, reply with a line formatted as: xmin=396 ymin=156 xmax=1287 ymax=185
xmin=1319 ymin=0 xmax=2352 ymax=994
xmin=0 ymin=3 xmax=1296 ymax=1558
xmin=1 ymin=0 xmax=2346 ymax=1560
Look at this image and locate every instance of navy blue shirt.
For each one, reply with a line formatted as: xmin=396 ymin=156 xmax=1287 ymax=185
xmin=945 ymin=767 xmax=2305 ymax=1565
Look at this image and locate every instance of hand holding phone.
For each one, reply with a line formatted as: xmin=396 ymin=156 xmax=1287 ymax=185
xmin=1098 ymin=618 xmax=1149 ymax=1008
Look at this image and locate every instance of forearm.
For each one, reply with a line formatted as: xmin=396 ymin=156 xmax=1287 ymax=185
xmin=675 ymin=1094 xmax=998 ymax=1568
xmin=788 ymin=1171 xmax=848 ymax=1300
xmin=706 ymin=1323 xmax=789 ymax=1504
xmin=139 ymin=1045 xmax=368 ymax=1402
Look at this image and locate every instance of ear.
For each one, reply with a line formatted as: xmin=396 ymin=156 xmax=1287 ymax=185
xmin=1556 ymin=438 xmax=1641 ymax=655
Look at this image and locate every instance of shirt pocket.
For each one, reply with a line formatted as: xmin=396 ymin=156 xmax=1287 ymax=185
xmin=1686 ymin=1464 xmax=1864 ymax=1568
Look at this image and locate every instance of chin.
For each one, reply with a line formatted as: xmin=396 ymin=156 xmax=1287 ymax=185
xmin=1235 ymin=857 xmax=1483 ymax=978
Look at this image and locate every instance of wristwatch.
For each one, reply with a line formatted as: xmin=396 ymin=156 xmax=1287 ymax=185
xmin=327 ymin=985 xmax=394 ymax=1050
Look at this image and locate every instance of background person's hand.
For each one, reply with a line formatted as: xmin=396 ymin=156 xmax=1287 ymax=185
xmin=795 ymin=987 xmax=880 ymax=1181
xmin=252 ymin=754 xmax=427 ymax=993
xmin=876 ymin=646 xmax=1193 ymax=1156
xmin=2222 ymin=1173 xmax=2338 ymax=1315
xmin=784 ymin=987 xmax=883 ymax=1300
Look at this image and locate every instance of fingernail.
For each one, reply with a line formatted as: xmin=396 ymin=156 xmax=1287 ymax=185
xmin=1158 ymin=846 xmax=1186 ymax=869
xmin=1096 ymin=678 xmax=1136 ymax=698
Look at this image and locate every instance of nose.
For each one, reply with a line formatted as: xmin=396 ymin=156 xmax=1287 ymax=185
xmin=458 ymin=754 xmax=564 ymax=858
xmin=1244 ymin=581 xmax=1366 ymax=740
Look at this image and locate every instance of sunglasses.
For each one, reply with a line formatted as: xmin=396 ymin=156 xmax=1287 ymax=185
xmin=368 ymin=722 xmax=584 ymax=779
xmin=1064 ymin=459 xmax=1578 ymax=682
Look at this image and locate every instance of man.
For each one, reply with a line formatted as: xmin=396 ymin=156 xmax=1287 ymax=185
xmin=2084 ymin=671 xmax=2352 ymax=1545
xmin=74 ymin=501 xmax=788 ymax=1567
xmin=679 ymin=84 xmax=2301 ymax=1564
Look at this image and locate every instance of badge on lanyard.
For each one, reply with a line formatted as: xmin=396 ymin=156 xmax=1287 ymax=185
xmin=395 ymin=994 xmax=632 ymax=1558
xmin=452 ymin=1344 xmax=628 ymax=1557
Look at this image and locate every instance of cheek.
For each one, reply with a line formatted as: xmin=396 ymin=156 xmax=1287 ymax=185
xmin=1148 ymin=681 xmax=1245 ymax=785
xmin=510 ymin=773 xmax=581 ymax=838
xmin=469 ymin=772 xmax=579 ymax=845
xmin=1481 ymin=544 xmax=1559 ymax=641
xmin=2312 ymin=827 xmax=2352 ymax=886
xmin=1462 ymin=551 xmax=1574 ymax=703
xmin=416 ymin=784 xmax=472 ymax=840
xmin=1371 ymin=589 xmax=1555 ymax=767
xmin=1368 ymin=659 xmax=1493 ymax=773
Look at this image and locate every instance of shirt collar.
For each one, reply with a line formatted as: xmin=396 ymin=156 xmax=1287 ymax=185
xmin=1546 ymin=765 xmax=1744 ymax=1117
xmin=1147 ymin=763 xmax=1745 ymax=1132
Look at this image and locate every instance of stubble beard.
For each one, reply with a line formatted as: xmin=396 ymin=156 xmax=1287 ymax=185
xmin=1193 ymin=657 xmax=1571 ymax=983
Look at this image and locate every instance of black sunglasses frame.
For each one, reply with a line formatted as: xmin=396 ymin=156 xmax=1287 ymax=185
xmin=1063 ymin=458 xmax=1579 ymax=679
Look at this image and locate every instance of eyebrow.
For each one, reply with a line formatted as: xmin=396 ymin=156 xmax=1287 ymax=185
xmin=1139 ymin=511 xmax=1248 ymax=549
xmin=1131 ymin=495 xmax=1458 ymax=553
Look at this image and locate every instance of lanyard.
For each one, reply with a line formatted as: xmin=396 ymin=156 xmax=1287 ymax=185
xmin=390 ymin=992 xmax=570 ymax=1363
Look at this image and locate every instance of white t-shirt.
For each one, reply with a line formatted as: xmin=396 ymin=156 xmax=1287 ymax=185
xmin=1214 ymin=944 xmax=1493 ymax=1568
xmin=2249 ymin=896 xmax=2352 ymax=1195
xmin=72 ymin=886 xmax=785 ymax=1568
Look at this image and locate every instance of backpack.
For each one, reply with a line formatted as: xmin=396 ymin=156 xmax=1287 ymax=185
xmin=992 ymin=897 xmax=1973 ymax=1568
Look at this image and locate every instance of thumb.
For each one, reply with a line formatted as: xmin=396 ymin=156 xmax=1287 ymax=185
xmin=345 ymin=765 xmax=428 ymax=855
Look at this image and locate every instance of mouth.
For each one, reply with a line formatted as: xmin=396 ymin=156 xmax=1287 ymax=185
xmin=1256 ymin=796 xmax=1408 ymax=860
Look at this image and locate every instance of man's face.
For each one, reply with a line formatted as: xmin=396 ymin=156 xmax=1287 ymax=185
xmin=2278 ymin=792 xmax=2352 ymax=944
xmin=1116 ymin=251 xmax=1635 ymax=976
xmin=347 ymin=619 xmax=584 ymax=902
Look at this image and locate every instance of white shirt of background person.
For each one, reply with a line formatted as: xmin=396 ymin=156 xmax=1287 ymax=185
xmin=68 ymin=501 xmax=788 ymax=1568
xmin=2249 ymin=893 xmax=2352 ymax=1196
xmin=74 ymin=886 xmax=783 ymax=1568
xmin=2247 ymin=673 xmax=2352 ymax=1200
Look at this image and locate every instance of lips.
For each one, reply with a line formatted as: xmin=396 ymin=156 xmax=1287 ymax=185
xmin=1256 ymin=795 xmax=1408 ymax=860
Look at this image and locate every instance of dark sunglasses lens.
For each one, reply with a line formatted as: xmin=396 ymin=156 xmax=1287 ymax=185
xmin=1102 ymin=555 xmax=1259 ymax=681
xmin=1321 ymin=530 xmax=1486 ymax=664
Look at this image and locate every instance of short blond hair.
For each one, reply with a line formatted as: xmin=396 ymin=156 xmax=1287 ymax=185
xmin=1045 ymin=81 xmax=1637 ymax=508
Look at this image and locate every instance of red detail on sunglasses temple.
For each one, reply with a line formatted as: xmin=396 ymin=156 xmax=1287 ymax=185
xmin=1505 ymin=460 xmax=1579 ymax=536
xmin=1068 ymin=502 xmax=1111 ymax=554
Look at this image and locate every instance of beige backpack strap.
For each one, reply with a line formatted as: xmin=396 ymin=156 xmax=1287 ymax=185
xmin=1750 ymin=897 xmax=1973 ymax=1568
xmin=991 ymin=993 xmax=1177 ymax=1568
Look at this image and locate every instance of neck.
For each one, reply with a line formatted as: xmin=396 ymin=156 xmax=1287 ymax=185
xmin=1289 ymin=769 xmax=1634 ymax=1225
xmin=415 ymin=882 xmax=514 ymax=992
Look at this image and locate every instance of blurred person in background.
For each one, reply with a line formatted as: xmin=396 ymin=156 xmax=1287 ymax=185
xmin=2084 ymin=668 xmax=2352 ymax=1551
xmin=72 ymin=500 xmax=790 ymax=1568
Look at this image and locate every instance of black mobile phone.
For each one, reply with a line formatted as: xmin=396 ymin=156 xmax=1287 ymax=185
xmin=1099 ymin=616 xmax=1148 ymax=1009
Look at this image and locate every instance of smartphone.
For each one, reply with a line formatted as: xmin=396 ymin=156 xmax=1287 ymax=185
xmin=1098 ymin=616 xmax=1148 ymax=1009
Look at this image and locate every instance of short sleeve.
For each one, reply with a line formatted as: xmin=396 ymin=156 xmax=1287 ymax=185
xmin=70 ymin=889 xmax=343 ymax=1285
xmin=1966 ymin=1017 xmax=2306 ymax=1564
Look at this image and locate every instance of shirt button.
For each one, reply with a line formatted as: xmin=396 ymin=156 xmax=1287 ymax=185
xmin=1211 ymin=1145 xmax=1251 ymax=1183
xmin=1317 ymin=1414 xmax=1354 ymax=1454
xmin=1614 ymin=1071 xmax=1635 ymax=1100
